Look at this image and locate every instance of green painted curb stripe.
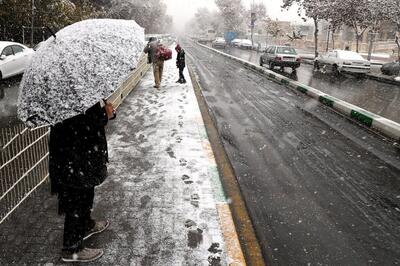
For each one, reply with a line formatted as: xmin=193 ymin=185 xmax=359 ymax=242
xmin=351 ymin=110 xmax=373 ymax=127
xmin=209 ymin=166 xmax=228 ymax=202
xmin=319 ymin=96 xmax=334 ymax=107
xmin=281 ymin=79 xmax=290 ymax=85
xmin=297 ymin=86 xmax=308 ymax=93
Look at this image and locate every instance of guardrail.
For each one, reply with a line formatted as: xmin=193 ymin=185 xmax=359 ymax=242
xmin=0 ymin=52 xmax=150 ymax=224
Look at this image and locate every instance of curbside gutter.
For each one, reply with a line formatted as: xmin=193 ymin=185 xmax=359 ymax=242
xmin=196 ymin=42 xmax=400 ymax=143
xmin=189 ymin=67 xmax=266 ymax=266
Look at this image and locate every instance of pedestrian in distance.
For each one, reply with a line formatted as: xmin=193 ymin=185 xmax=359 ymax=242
xmin=175 ymin=44 xmax=186 ymax=84
xmin=144 ymin=37 xmax=164 ymax=89
xmin=49 ymin=100 xmax=116 ymax=263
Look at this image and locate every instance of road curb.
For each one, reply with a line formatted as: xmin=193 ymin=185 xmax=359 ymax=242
xmin=189 ymin=66 xmax=266 ymax=266
xmin=196 ymin=42 xmax=400 ymax=143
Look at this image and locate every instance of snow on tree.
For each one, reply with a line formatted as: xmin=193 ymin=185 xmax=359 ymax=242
xmin=0 ymin=0 xmax=100 ymax=43
xmin=386 ymin=0 xmax=400 ymax=61
xmin=107 ymin=0 xmax=172 ymax=33
xmin=215 ymin=0 xmax=245 ymax=32
xmin=282 ymin=0 xmax=330 ymax=58
xmin=187 ymin=7 xmax=223 ymax=35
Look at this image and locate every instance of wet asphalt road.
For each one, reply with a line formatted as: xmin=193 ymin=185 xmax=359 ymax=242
xmin=213 ymin=46 xmax=400 ymax=124
xmin=183 ymin=39 xmax=400 ymax=265
xmin=0 ymin=76 xmax=21 ymax=128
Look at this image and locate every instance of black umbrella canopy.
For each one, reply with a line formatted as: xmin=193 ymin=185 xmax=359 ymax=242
xmin=18 ymin=19 xmax=145 ymax=127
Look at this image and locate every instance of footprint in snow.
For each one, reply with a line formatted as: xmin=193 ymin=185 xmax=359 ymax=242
xmin=181 ymin=174 xmax=193 ymax=184
xmin=191 ymin=193 xmax=200 ymax=207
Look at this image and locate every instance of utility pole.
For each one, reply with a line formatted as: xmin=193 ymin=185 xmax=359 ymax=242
xmin=325 ymin=25 xmax=330 ymax=52
xmin=250 ymin=0 xmax=256 ymax=47
xmin=31 ymin=0 xmax=35 ymax=47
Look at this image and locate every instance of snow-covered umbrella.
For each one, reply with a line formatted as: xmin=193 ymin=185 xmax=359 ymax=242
xmin=18 ymin=19 xmax=145 ymax=127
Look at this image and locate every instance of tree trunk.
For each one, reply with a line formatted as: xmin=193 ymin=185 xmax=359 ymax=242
xmin=332 ymin=29 xmax=335 ymax=49
xmin=396 ymin=36 xmax=400 ymax=62
xmin=313 ymin=18 xmax=319 ymax=58
xmin=367 ymin=32 xmax=374 ymax=61
xmin=356 ymin=34 xmax=359 ymax=53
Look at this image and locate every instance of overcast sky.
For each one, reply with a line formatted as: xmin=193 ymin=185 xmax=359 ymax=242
xmin=163 ymin=0 xmax=304 ymax=32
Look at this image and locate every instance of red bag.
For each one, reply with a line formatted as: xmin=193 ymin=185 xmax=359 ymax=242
xmin=156 ymin=45 xmax=172 ymax=61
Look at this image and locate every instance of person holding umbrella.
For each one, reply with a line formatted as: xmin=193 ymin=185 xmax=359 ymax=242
xmin=49 ymin=100 xmax=114 ymax=262
xmin=18 ymin=19 xmax=145 ymax=262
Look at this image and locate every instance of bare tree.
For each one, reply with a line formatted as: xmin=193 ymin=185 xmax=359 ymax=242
xmin=282 ymin=0 xmax=330 ymax=58
xmin=386 ymin=0 xmax=400 ymax=61
xmin=215 ymin=0 xmax=245 ymax=32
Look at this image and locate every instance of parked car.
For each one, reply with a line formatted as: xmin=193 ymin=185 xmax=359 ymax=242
xmin=198 ymin=36 xmax=209 ymax=44
xmin=239 ymin=39 xmax=253 ymax=50
xmin=259 ymin=45 xmax=301 ymax=71
xmin=381 ymin=61 xmax=400 ymax=76
xmin=212 ymin=37 xmax=227 ymax=49
xmin=314 ymin=50 xmax=371 ymax=74
xmin=231 ymin=39 xmax=242 ymax=47
xmin=0 ymin=41 xmax=34 ymax=80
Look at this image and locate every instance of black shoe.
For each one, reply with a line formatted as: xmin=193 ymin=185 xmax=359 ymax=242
xmin=61 ymin=248 xmax=104 ymax=263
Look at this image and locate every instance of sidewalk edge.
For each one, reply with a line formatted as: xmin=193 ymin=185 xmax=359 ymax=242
xmin=196 ymin=42 xmax=400 ymax=144
xmin=189 ymin=66 xmax=266 ymax=266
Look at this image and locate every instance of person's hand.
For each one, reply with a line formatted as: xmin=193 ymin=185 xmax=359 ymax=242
xmin=105 ymin=102 xmax=116 ymax=120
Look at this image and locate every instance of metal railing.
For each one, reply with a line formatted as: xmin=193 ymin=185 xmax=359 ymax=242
xmin=0 ymin=124 xmax=49 ymax=224
xmin=0 ymin=52 xmax=150 ymax=224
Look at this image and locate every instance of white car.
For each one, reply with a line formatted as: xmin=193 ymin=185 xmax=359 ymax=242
xmin=231 ymin=39 xmax=242 ymax=47
xmin=314 ymin=50 xmax=371 ymax=74
xmin=212 ymin=37 xmax=227 ymax=49
xmin=0 ymin=41 xmax=34 ymax=80
xmin=239 ymin=39 xmax=253 ymax=50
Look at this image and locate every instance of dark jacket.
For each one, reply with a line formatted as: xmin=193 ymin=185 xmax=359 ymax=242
xmin=49 ymin=102 xmax=109 ymax=193
xmin=144 ymin=40 xmax=159 ymax=64
xmin=176 ymin=50 xmax=185 ymax=69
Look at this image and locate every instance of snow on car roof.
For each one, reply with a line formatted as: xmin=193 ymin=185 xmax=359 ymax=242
xmin=241 ymin=39 xmax=252 ymax=44
xmin=336 ymin=50 xmax=365 ymax=60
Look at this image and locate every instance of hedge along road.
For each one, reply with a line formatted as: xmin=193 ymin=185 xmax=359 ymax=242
xmin=213 ymin=45 xmax=400 ymax=124
xmin=183 ymin=38 xmax=400 ymax=265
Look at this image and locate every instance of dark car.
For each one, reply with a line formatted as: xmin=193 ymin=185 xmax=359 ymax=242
xmin=260 ymin=45 xmax=301 ymax=71
xmin=381 ymin=62 xmax=400 ymax=76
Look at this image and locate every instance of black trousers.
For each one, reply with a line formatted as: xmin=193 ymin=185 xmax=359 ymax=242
xmin=178 ymin=67 xmax=186 ymax=82
xmin=58 ymin=187 xmax=95 ymax=251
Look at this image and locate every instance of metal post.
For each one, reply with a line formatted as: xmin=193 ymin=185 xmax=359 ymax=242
xmin=31 ymin=0 xmax=35 ymax=47
xmin=367 ymin=32 xmax=376 ymax=61
xmin=326 ymin=25 xmax=330 ymax=52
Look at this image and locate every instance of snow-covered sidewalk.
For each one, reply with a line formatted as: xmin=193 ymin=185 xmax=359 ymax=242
xmin=99 ymin=52 xmax=241 ymax=265
xmin=0 ymin=51 xmax=244 ymax=265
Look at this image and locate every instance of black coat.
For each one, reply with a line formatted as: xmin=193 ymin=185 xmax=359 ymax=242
xmin=49 ymin=102 xmax=109 ymax=193
xmin=176 ymin=50 xmax=185 ymax=69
